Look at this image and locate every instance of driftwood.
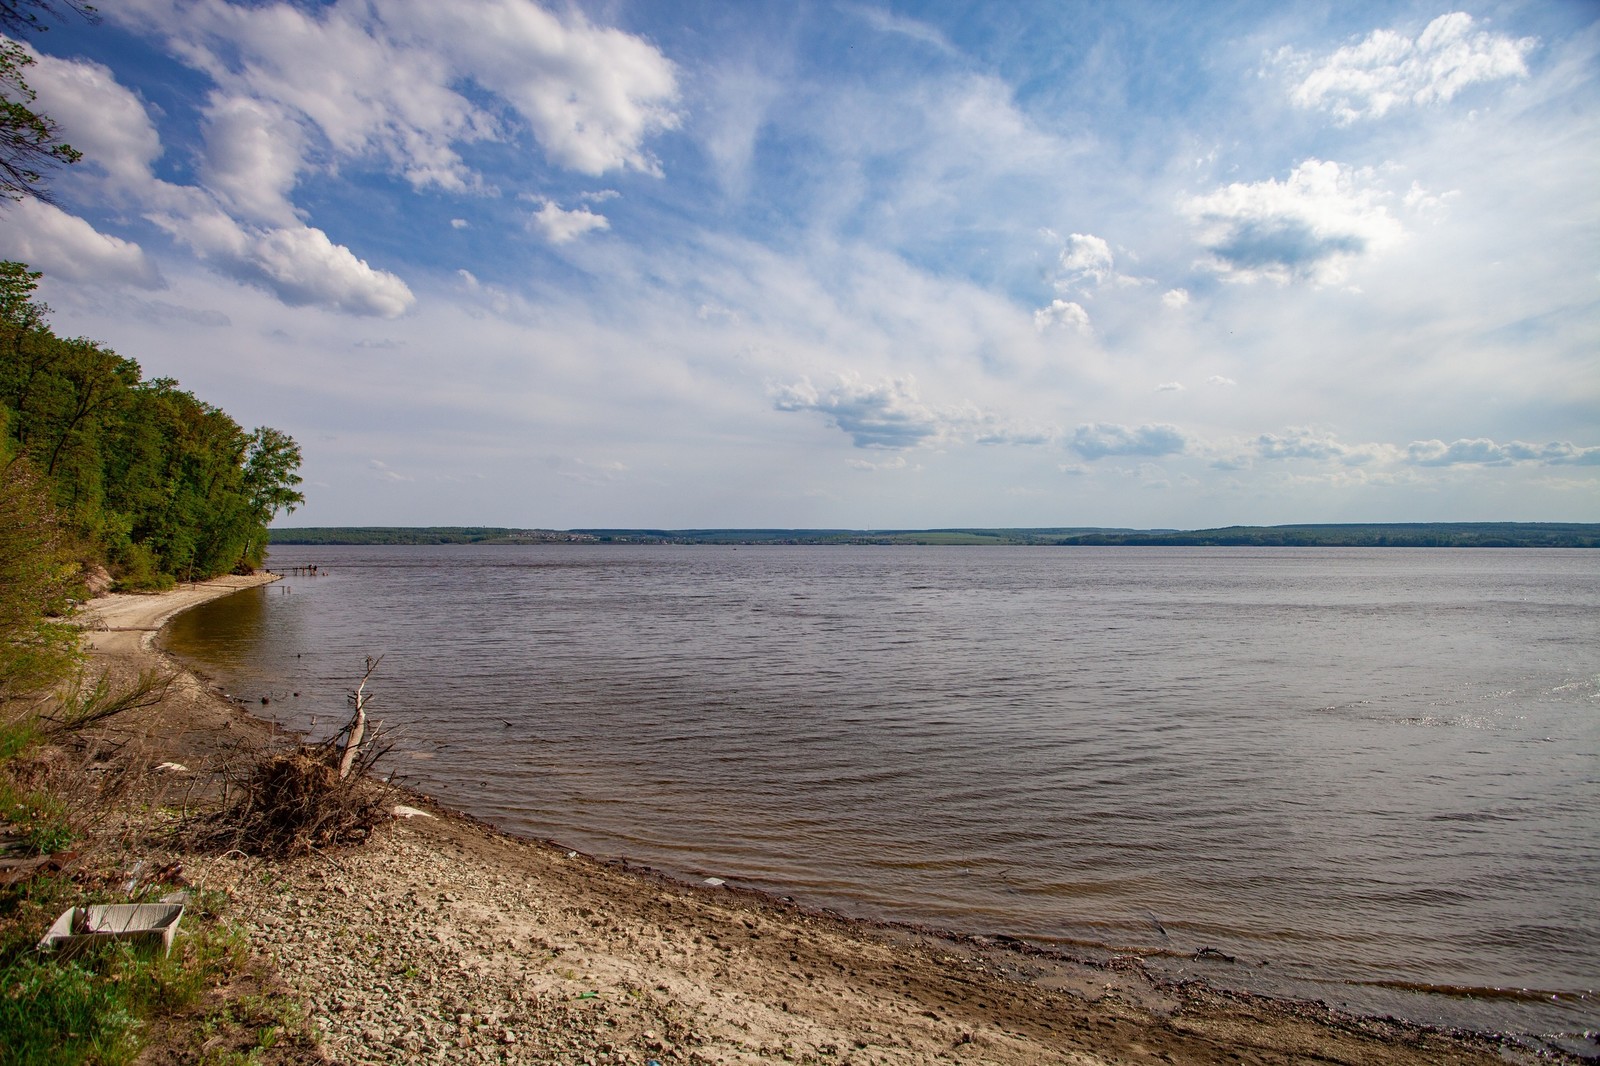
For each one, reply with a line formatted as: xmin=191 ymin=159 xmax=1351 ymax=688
xmin=337 ymin=656 xmax=381 ymax=779
xmin=195 ymin=656 xmax=395 ymax=857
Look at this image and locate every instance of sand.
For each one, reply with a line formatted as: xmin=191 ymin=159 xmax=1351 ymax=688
xmin=82 ymin=577 xmax=1536 ymax=1065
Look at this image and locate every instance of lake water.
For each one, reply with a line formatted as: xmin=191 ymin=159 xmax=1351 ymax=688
xmin=162 ymin=544 xmax=1600 ymax=1052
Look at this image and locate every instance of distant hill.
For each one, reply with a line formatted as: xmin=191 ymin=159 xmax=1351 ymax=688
xmin=269 ymin=523 xmax=1600 ymax=548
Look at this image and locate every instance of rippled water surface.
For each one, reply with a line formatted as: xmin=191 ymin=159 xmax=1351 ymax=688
xmin=164 ymin=545 xmax=1600 ymax=1047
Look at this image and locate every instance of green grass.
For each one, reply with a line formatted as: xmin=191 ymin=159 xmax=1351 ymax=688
xmin=0 ymin=780 xmax=78 ymax=855
xmin=0 ymin=910 xmax=252 ymax=1066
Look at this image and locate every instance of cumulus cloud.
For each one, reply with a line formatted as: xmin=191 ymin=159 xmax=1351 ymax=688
xmin=200 ymin=94 xmax=305 ymax=224
xmin=1056 ymin=232 xmax=1115 ymax=287
xmin=1185 ymin=158 xmax=1403 ymax=285
xmin=1407 ymin=438 xmax=1600 ymax=467
xmin=244 ymin=226 xmax=415 ymax=316
xmin=1156 ymin=381 xmax=1185 ymax=392
xmin=1070 ymin=423 xmax=1188 ymax=460
xmin=1161 ymin=288 xmax=1190 ymax=310
xmin=391 ymin=0 xmax=680 ymax=177
xmin=1236 ymin=430 xmax=1600 ymax=471
xmin=1033 ymin=298 xmax=1090 ymax=332
xmin=772 ymin=375 xmax=951 ymax=450
xmin=1208 ymin=375 xmax=1237 ymax=386
xmin=530 ymin=201 xmax=611 ymax=244
xmin=0 ymin=199 xmax=163 ymax=288
xmin=1287 ymin=12 xmax=1536 ymax=125
xmin=20 ymin=46 xmax=163 ymax=189
xmin=26 ymin=40 xmax=415 ymax=317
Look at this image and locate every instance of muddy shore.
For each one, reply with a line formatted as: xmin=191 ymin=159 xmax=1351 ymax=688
xmin=81 ymin=577 xmax=1551 ymax=1065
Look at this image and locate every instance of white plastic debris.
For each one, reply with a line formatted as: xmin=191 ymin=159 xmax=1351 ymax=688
xmin=702 ymin=877 xmax=727 ymax=887
xmin=391 ymin=805 xmax=434 ymax=819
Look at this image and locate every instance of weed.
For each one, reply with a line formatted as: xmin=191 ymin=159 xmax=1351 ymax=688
xmin=0 ymin=954 xmax=141 ymax=1066
xmin=0 ymin=781 xmax=77 ymax=855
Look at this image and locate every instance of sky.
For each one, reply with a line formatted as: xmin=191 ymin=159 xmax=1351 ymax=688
xmin=3 ymin=0 xmax=1597 ymax=530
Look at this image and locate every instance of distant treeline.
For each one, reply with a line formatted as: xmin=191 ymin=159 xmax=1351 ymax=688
xmin=269 ymin=523 xmax=1600 ymax=548
xmin=270 ymin=527 xmax=598 ymax=545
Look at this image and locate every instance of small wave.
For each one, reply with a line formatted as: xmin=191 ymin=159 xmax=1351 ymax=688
xmin=1347 ymin=979 xmax=1593 ymax=1004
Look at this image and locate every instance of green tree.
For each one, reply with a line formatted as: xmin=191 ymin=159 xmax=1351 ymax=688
xmin=0 ymin=425 xmax=80 ymax=706
xmin=0 ymin=37 xmax=80 ymax=203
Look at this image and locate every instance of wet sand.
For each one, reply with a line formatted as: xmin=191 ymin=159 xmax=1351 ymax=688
xmin=85 ymin=578 xmax=1538 ymax=1065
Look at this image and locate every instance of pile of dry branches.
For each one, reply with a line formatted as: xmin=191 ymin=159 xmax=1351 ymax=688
xmin=201 ymin=657 xmax=396 ymax=858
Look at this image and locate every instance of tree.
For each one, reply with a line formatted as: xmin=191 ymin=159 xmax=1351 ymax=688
xmin=0 ymin=430 xmax=80 ymax=706
xmin=0 ymin=1 xmax=97 ymax=37
xmin=241 ymin=426 xmax=305 ymax=566
xmin=0 ymin=37 xmax=80 ymax=203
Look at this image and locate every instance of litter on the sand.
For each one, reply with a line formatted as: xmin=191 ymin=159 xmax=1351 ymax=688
xmin=391 ymin=805 xmax=434 ymax=819
xmin=702 ymin=877 xmax=726 ymax=887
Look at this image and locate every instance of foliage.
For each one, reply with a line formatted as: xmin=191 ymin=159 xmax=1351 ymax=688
xmin=0 ymin=437 xmax=81 ymax=706
xmin=41 ymin=668 xmax=173 ymax=736
xmin=0 ymin=954 xmax=138 ymax=1066
xmin=0 ymin=261 xmax=305 ymax=586
xmin=0 ymin=1 xmax=98 ymax=38
xmin=0 ymin=914 xmax=256 ymax=1066
xmin=0 ymin=34 xmax=81 ymax=204
xmin=0 ymin=777 xmax=74 ymax=853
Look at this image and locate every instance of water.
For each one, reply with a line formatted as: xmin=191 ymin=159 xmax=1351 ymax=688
xmin=163 ymin=544 xmax=1600 ymax=1050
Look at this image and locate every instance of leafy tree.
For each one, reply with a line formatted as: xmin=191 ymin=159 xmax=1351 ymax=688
xmin=0 ymin=1 xmax=97 ymax=37
xmin=0 ymin=424 xmax=81 ymax=706
xmin=0 ymin=260 xmax=307 ymax=584
xmin=0 ymin=37 xmax=80 ymax=203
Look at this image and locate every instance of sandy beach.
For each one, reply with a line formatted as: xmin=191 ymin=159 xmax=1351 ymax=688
xmin=84 ymin=577 xmax=1537 ymax=1065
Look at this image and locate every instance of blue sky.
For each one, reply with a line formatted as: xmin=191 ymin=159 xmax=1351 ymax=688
xmin=4 ymin=0 xmax=1597 ymax=528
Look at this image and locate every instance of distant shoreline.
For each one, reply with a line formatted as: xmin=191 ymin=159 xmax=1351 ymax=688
xmin=269 ymin=521 xmax=1600 ymax=548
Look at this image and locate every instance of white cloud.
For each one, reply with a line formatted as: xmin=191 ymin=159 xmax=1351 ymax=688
xmin=369 ymin=459 xmax=413 ymax=482
xmin=25 ymin=36 xmax=415 ymax=317
xmin=1156 ymin=381 xmax=1185 ymax=392
xmin=1033 ymin=298 xmax=1090 ymax=332
xmin=1071 ymin=423 xmax=1188 ymax=460
xmin=1161 ymin=287 xmax=1190 ymax=310
xmin=1056 ymin=232 xmax=1115 ymax=287
xmin=1254 ymin=427 xmax=1393 ymax=465
xmin=450 ymin=218 xmax=469 ymax=229
xmin=246 ymin=226 xmax=415 ymax=317
xmin=20 ymin=46 xmax=163 ymax=188
xmin=1407 ymin=438 xmax=1600 ymax=467
xmin=200 ymin=94 xmax=305 ymax=225
xmin=772 ymin=375 xmax=949 ymax=450
xmin=114 ymin=0 xmax=492 ymax=192
xmin=0 ymin=199 xmax=163 ymax=288
xmin=144 ymin=194 xmax=415 ymax=316
xmin=1208 ymin=375 xmax=1237 ymax=387
xmin=530 ymin=201 xmax=611 ymax=244
xmin=852 ymin=6 xmax=961 ymax=58
xmin=1184 ymin=158 xmax=1403 ymax=285
xmin=378 ymin=0 xmax=681 ymax=177
xmin=1288 ymin=12 xmax=1536 ymax=125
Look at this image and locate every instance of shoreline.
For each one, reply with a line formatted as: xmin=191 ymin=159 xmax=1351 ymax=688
xmin=87 ymin=578 xmax=1573 ymax=1064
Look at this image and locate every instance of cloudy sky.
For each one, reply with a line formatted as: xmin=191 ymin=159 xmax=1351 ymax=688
xmin=5 ymin=0 xmax=1597 ymax=529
